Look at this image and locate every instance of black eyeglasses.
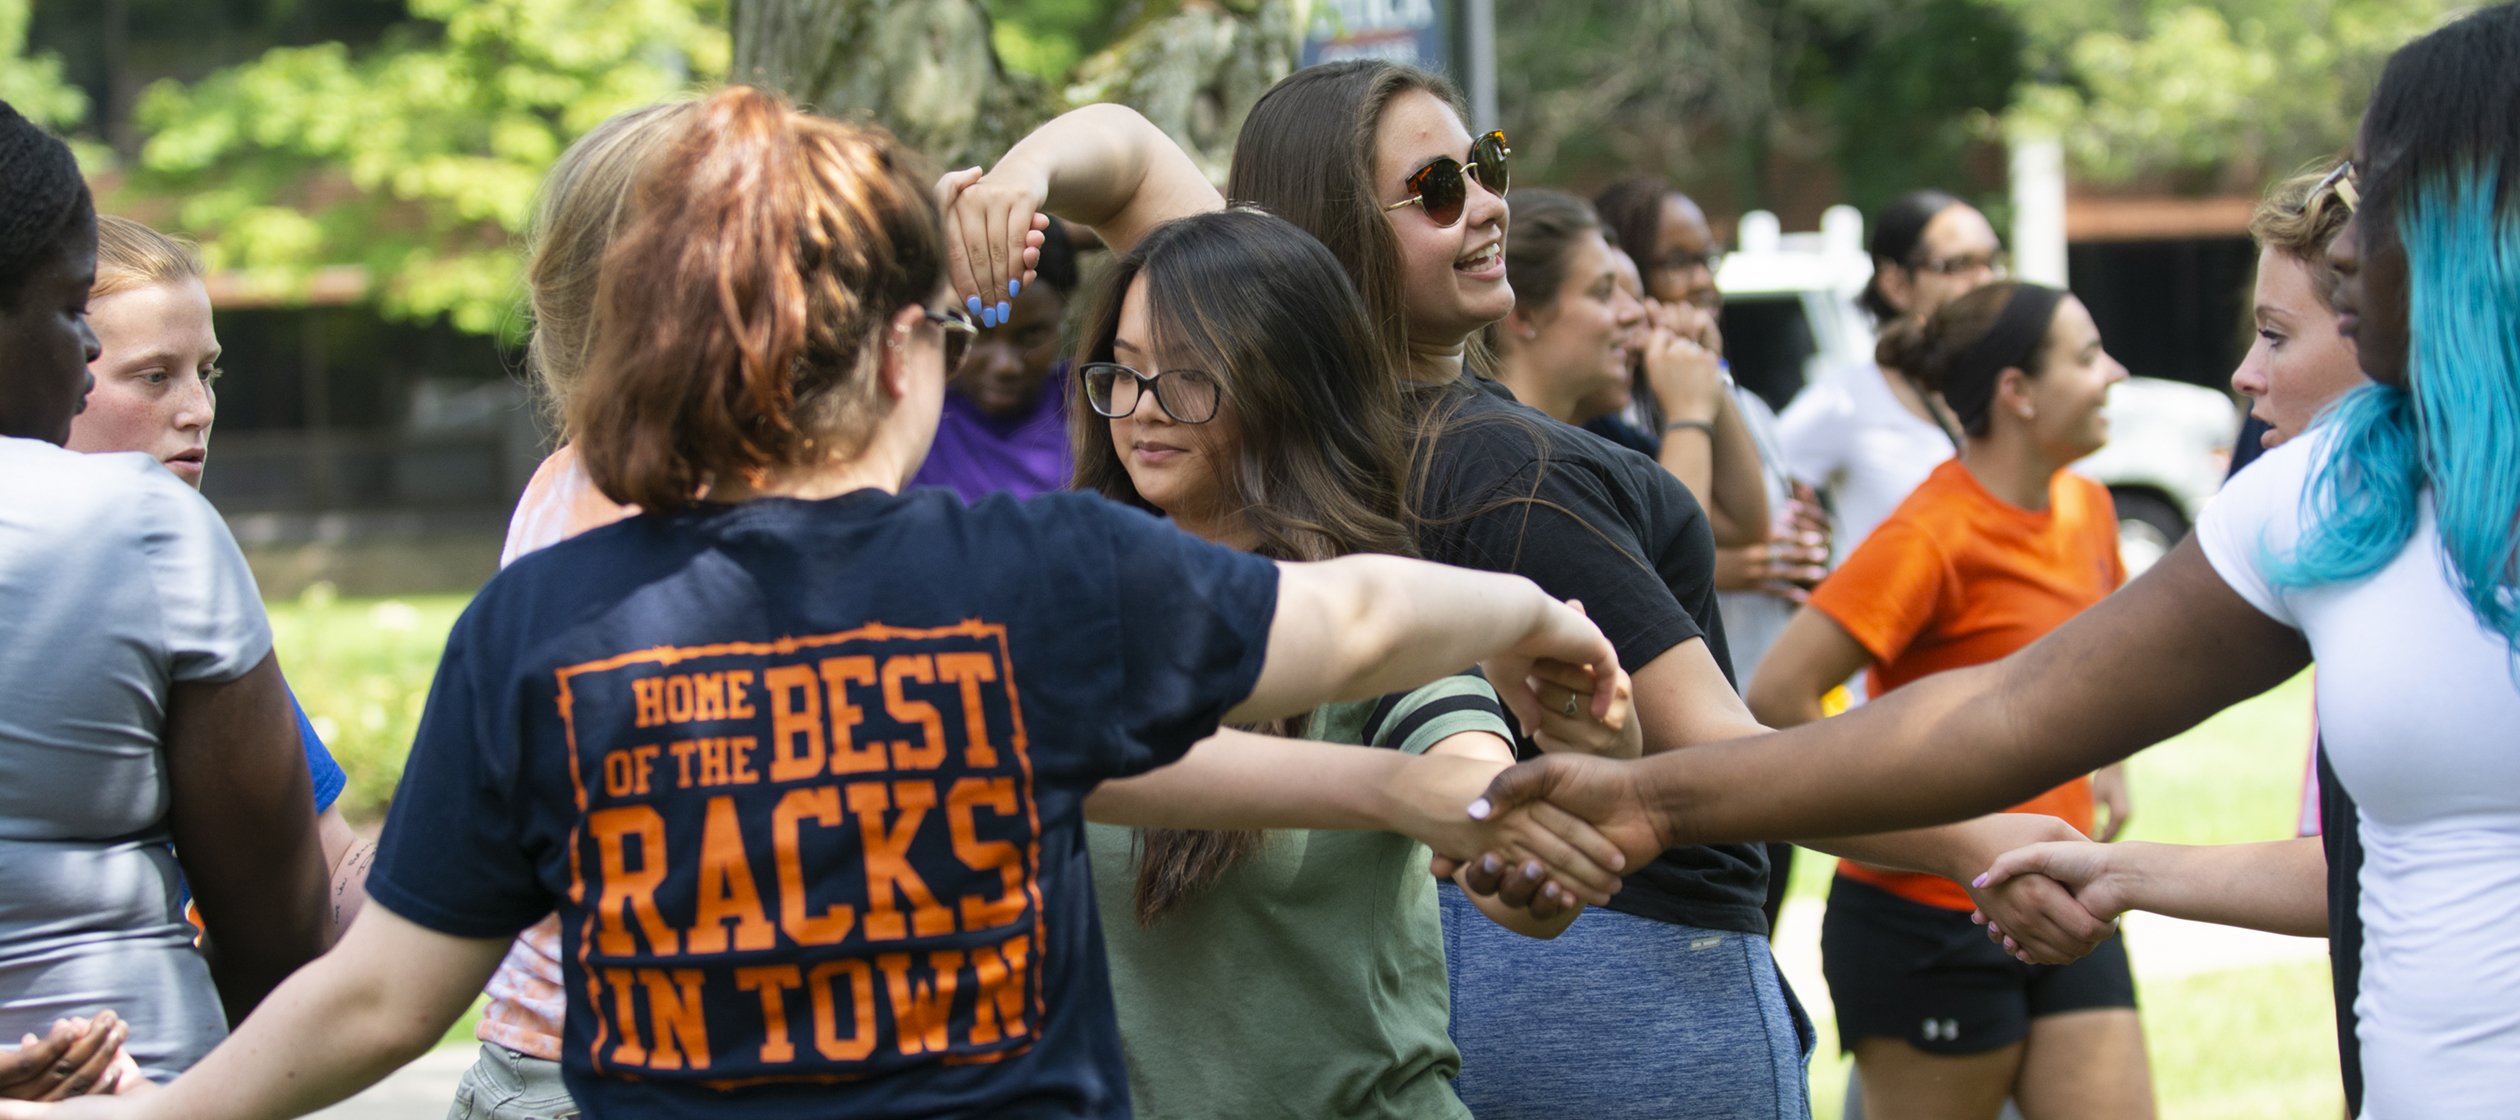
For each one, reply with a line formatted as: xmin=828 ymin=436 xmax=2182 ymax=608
xmin=924 ymin=307 xmax=979 ymax=369
xmin=1908 ymin=250 xmax=2009 ymax=278
xmin=1081 ymin=361 xmax=1221 ymax=424
xmin=1383 ymin=130 xmax=1511 ymax=228
xmin=1651 ymin=248 xmax=1728 ymax=277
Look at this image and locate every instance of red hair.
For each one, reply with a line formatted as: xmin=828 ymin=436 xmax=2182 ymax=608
xmin=571 ymin=86 xmax=943 ymax=511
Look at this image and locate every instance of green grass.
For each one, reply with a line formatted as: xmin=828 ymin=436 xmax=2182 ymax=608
xmin=1787 ymin=672 xmax=2343 ymax=1119
xmin=267 ymin=584 xmax=474 ymax=825
xmin=275 ymin=593 xmax=2349 ymax=1104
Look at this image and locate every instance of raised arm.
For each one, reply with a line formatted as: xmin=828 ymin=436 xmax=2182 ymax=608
xmin=942 ymin=103 xmax=1223 ymax=311
xmin=1231 ymin=555 xmax=1619 ymax=731
xmin=164 ymin=654 xmax=329 ymax=1026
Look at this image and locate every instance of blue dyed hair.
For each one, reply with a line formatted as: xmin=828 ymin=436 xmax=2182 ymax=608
xmin=2271 ymin=166 xmax=2520 ymax=656
xmin=2270 ymin=3 xmax=2520 ymax=660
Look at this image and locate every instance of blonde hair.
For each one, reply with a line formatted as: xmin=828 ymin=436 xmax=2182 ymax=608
xmin=524 ymin=100 xmax=703 ymax=434
xmin=92 ymin=215 xmax=205 ymax=300
xmin=2248 ymin=162 xmax=2356 ymax=310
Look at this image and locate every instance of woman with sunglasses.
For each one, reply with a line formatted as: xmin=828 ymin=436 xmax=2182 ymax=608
xmin=1066 ymin=206 xmax=1644 ymax=1119
xmin=946 ymin=60 xmax=2098 ymax=1120
xmin=1457 ymin=6 xmax=2520 ymax=1115
xmin=4 ymin=87 xmax=1641 ymax=1120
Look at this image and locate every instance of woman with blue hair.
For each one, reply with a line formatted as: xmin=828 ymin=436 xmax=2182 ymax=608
xmin=1457 ymin=4 xmax=2520 ymax=1115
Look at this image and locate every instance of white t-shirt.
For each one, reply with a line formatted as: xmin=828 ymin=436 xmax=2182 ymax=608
xmin=1775 ymin=361 xmax=1955 ymax=556
xmin=2199 ymin=432 xmax=2520 ymax=1118
xmin=0 ymin=438 xmax=272 ymax=1078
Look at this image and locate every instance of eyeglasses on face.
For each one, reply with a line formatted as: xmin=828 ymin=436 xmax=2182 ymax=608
xmin=1382 ymin=130 xmax=1512 ymax=228
xmin=924 ymin=307 xmax=979 ymax=369
xmin=1908 ymin=250 xmax=2009 ymax=279
xmin=1080 ymin=361 xmax=1222 ymax=424
xmin=1651 ymin=248 xmax=1729 ymax=276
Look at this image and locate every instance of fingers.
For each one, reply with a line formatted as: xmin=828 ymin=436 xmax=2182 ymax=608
xmin=1491 ymin=816 xmax=1621 ymax=902
xmin=1428 ymin=852 xmax=1464 ymax=880
xmin=1458 ymin=851 xmax=1511 ymax=896
xmin=1523 ymin=799 xmax=1629 ymax=875
xmin=40 ymin=1014 xmax=122 ymax=1102
xmin=936 ymin=168 xmax=988 ymax=313
xmin=1466 ymin=758 xmax=1557 ymax=824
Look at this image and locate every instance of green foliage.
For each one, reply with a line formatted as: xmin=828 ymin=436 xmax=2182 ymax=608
xmin=1997 ymin=0 xmax=2468 ymax=188
xmin=985 ymin=0 xmax=1138 ymax=85
xmin=267 ymin=585 xmax=474 ymax=823
xmin=129 ymin=0 xmax=728 ymax=337
xmin=0 ymin=0 xmax=89 ymax=134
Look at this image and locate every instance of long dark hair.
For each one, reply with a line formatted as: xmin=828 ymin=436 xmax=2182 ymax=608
xmin=571 ymin=87 xmax=942 ymax=512
xmin=1071 ymin=208 xmax=1417 ymax=922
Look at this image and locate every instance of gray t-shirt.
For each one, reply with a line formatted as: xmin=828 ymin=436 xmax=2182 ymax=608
xmin=0 ymin=439 xmax=271 ymax=1080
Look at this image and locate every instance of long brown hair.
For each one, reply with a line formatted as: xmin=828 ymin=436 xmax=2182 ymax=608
xmin=1875 ymin=280 xmax=2059 ymax=438
xmin=1071 ymin=208 xmax=1417 ymax=923
xmin=1227 ymin=60 xmax=1489 ymax=380
xmin=570 ymin=87 xmax=943 ymax=512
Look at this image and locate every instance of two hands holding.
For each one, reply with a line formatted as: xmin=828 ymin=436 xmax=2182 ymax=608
xmin=0 ymin=1014 xmax=144 ymax=1105
xmin=1427 ymin=713 xmax=2143 ymax=964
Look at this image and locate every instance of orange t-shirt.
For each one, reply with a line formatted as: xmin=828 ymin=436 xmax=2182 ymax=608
xmin=1807 ymin=458 xmax=2123 ymax=911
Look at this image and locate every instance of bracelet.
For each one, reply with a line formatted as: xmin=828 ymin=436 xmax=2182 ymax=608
xmin=1662 ymin=418 xmax=1715 ymax=437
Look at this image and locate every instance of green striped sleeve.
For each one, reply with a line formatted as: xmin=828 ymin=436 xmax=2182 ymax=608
xmin=1371 ymin=671 xmax=1511 ymax=757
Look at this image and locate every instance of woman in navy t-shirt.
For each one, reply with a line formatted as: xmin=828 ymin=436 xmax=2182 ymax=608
xmin=64 ymin=88 xmax=1638 ymax=1120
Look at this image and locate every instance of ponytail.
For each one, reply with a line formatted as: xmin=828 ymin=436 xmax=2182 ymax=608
xmin=571 ymin=87 xmax=943 ymax=512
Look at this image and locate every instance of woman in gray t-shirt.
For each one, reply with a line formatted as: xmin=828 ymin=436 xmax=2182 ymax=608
xmin=0 ymin=101 xmax=327 ymax=1085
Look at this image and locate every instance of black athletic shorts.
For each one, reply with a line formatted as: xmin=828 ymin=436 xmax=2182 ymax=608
xmin=1820 ymin=874 xmax=2137 ymax=1055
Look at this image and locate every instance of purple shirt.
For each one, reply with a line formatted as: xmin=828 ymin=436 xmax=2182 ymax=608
xmin=912 ymin=368 xmax=1074 ymax=503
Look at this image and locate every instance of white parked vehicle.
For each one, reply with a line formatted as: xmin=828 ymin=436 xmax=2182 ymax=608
xmin=1714 ymin=208 xmax=2237 ymax=574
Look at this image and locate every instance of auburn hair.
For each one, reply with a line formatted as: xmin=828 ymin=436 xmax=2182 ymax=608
xmin=570 ymin=87 xmax=943 ymax=512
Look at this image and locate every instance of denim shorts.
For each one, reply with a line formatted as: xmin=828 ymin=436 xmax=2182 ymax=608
xmin=447 ymin=1044 xmax=580 ymax=1120
xmin=1440 ymin=885 xmax=1815 ymax=1119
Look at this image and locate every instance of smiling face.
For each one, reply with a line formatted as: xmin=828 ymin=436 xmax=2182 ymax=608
xmin=2013 ymin=296 xmax=2127 ymax=463
xmin=2232 ymin=248 xmax=2367 ymax=448
xmin=1371 ymin=89 xmax=1513 ymax=352
xmin=1106 ymin=277 xmax=1239 ymax=538
xmin=1518 ymin=233 xmax=1645 ymax=423
xmin=68 ymin=277 xmax=221 ymax=485
xmin=0 ymin=229 xmax=102 ymax=445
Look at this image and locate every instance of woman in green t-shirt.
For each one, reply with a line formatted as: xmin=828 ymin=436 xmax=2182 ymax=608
xmin=1062 ymin=208 xmax=1640 ymax=1117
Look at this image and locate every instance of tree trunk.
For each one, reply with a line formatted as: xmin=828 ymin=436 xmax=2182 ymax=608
xmin=729 ymin=0 xmax=1300 ymax=177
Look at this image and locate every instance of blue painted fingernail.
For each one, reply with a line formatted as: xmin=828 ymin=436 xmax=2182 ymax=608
xmin=1008 ymin=278 xmax=1021 ymax=297
xmin=996 ymin=299 xmax=1012 ymax=322
xmin=965 ymin=295 xmax=984 ymax=316
xmin=980 ymin=306 xmax=999 ymax=329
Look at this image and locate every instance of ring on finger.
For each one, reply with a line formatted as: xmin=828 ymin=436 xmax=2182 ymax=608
xmin=1560 ymin=694 xmax=1578 ymax=718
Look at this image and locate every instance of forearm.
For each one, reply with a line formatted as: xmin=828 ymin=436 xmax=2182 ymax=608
xmin=1653 ymin=426 xmax=1715 ymax=525
xmin=2095 ymin=838 xmax=2329 ymax=936
xmin=1703 ymin=397 xmax=1769 ymax=548
xmin=1805 ymin=814 xmax=2080 ymax=881
xmin=1085 ymin=730 xmax=1428 ymax=832
xmin=993 ymin=104 xmax=1217 ymax=249
xmin=1241 ymin=556 xmax=1558 ymax=722
xmin=131 ymin=909 xmax=500 ymax=1120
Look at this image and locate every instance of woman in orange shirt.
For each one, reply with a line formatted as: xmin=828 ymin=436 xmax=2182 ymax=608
xmin=1746 ymin=281 xmax=2148 ymax=1120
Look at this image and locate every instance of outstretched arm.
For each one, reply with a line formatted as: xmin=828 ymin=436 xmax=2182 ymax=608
xmin=1475 ymin=540 xmax=2311 ymax=863
xmin=0 ymin=908 xmax=508 ymax=1120
xmin=1977 ymin=836 xmax=2329 ymax=952
xmin=1234 ymin=556 xmax=1620 ymax=732
xmin=1085 ymin=728 xmax=1624 ymax=905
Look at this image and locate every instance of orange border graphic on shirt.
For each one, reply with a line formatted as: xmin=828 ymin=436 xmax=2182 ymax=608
xmin=551 ymin=619 xmax=1046 ymax=1079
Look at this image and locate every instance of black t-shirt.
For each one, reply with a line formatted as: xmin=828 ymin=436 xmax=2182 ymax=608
xmin=366 ymin=489 xmax=1278 ymax=1119
xmin=1411 ymin=378 xmax=1769 ymax=935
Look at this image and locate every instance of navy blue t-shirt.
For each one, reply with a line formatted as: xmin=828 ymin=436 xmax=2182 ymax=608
xmin=366 ymin=488 xmax=1278 ymax=1119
